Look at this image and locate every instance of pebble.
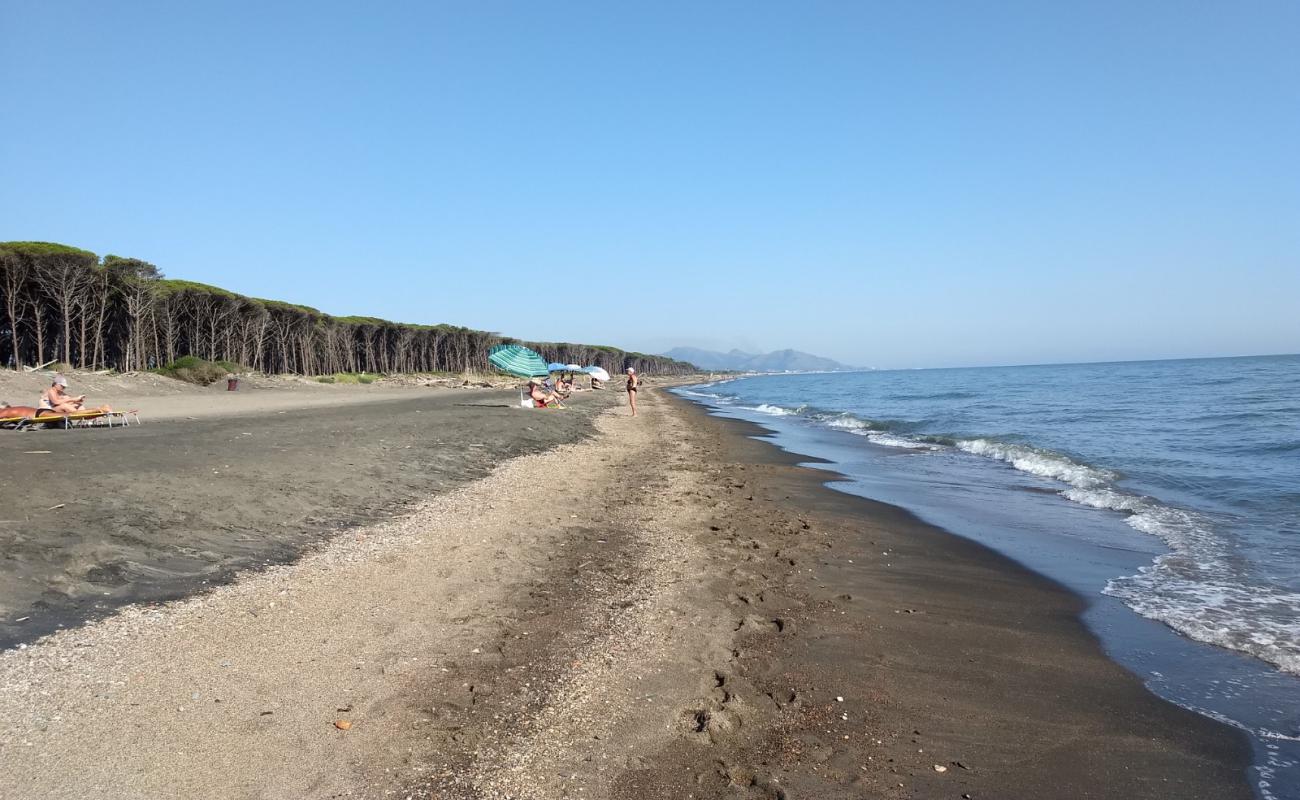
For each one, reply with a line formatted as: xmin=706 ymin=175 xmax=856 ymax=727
xmin=933 ymin=764 xmax=947 ymax=773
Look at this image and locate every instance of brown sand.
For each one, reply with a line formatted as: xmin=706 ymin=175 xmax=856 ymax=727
xmin=0 ymin=368 xmax=516 ymax=422
xmin=0 ymin=385 xmax=1250 ymax=798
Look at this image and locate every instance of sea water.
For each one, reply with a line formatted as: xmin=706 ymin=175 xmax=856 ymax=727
xmin=676 ymin=354 xmax=1299 ymax=798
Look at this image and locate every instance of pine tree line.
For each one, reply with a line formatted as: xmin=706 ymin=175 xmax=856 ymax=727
xmin=0 ymin=242 xmax=695 ymax=376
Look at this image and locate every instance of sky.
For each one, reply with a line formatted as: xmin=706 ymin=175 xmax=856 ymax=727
xmin=2 ymin=1 xmax=1297 ymax=369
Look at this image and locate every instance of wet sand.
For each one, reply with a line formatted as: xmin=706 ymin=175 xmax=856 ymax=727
xmin=0 ymin=385 xmax=1251 ymax=798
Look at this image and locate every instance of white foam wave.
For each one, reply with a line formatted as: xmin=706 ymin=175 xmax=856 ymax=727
xmin=956 ymin=439 xmax=1116 ymax=489
xmin=675 ymin=387 xmax=736 ymax=405
xmin=749 ymin=403 xmax=803 ymax=416
xmin=818 ymin=413 xmax=872 ymax=432
xmin=1077 ymin=487 xmax=1300 ymax=676
xmin=754 ymin=407 xmax=938 ymax=450
xmin=866 ymin=432 xmax=938 ymax=450
xmin=1106 ymin=569 xmax=1300 ymax=676
xmin=1060 ymin=486 xmax=1147 ymax=513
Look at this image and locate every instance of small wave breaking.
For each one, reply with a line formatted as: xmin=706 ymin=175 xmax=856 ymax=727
xmin=956 ymin=439 xmax=1118 ymax=489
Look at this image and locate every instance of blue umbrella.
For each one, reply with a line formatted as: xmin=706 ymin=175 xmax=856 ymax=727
xmin=489 ymin=344 xmax=551 ymax=378
xmin=547 ymin=362 xmax=569 ymax=372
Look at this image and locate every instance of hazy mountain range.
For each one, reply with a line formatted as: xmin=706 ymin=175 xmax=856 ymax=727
xmin=663 ymin=347 xmax=860 ymax=373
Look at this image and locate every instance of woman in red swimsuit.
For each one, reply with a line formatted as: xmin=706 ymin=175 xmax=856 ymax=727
xmin=527 ymin=379 xmax=564 ymax=409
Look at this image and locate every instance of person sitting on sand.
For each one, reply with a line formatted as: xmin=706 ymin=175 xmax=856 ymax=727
xmin=526 ymin=379 xmax=565 ymax=409
xmin=547 ymin=375 xmax=571 ymax=398
xmin=38 ymin=374 xmax=110 ymax=416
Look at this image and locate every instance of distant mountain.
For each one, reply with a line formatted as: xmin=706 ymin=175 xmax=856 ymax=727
xmin=663 ymin=347 xmax=859 ymax=373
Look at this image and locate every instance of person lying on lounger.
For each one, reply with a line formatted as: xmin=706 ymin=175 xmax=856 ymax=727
xmin=526 ymin=379 xmax=565 ymax=409
xmin=0 ymin=401 xmax=40 ymax=418
xmin=38 ymin=374 xmax=111 ymax=416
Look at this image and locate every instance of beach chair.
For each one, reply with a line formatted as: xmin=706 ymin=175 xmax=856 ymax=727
xmin=1 ymin=408 xmax=140 ymax=430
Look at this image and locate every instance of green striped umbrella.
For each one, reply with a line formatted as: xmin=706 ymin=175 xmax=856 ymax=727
xmin=488 ymin=344 xmax=551 ymax=378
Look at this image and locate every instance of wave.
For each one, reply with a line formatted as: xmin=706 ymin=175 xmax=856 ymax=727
xmin=738 ymin=405 xmax=940 ymax=450
xmin=956 ymin=439 xmax=1117 ymax=489
xmin=750 ymin=403 xmax=804 ymax=416
xmin=1106 ymin=571 xmax=1300 ymax=676
xmin=675 ymin=387 xmax=737 ymax=405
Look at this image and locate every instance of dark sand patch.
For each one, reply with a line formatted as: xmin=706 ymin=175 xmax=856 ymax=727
xmin=0 ymin=389 xmax=617 ymax=647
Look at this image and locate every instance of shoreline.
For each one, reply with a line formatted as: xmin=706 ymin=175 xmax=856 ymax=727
xmin=0 ymin=385 xmax=1252 ymax=798
xmin=618 ymin=395 xmax=1253 ymax=799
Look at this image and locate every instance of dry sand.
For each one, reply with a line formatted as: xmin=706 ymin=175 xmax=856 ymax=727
xmin=0 ymin=368 xmax=516 ymax=422
xmin=0 ymin=382 xmax=1251 ymax=799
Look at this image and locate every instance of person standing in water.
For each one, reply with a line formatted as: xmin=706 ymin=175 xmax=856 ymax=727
xmin=625 ymin=367 xmax=640 ymax=416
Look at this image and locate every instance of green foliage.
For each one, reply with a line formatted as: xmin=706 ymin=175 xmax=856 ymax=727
xmin=0 ymin=241 xmax=98 ymax=259
xmin=155 ymin=279 xmax=241 ymax=299
xmin=255 ymin=297 xmax=322 ymax=314
xmin=0 ymin=239 xmax=700 ymax=376
xmin=103 ymin=255 xmax=163 ymax=281
xmin=323 ymin=371 xmax=382 ymax=384
xmin=154 ymin=356 xmax=243 ymax=386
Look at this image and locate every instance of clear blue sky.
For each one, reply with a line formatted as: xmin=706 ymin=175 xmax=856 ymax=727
xmin=2 ymin=1 xmax=1297 ymax=368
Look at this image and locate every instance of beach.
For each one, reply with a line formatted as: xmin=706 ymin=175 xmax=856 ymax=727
xmin=0 ymin=380 xmax=1251 ymax=798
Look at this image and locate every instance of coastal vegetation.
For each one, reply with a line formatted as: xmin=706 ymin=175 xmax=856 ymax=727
xmin=316 ymin=372 xmax=381 ymax=384
xmin=153 ymin=355 xmax=245 ymax=386
xmin=0 ymin=241 xmax=694 ymax=377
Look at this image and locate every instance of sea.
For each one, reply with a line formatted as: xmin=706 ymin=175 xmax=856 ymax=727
xmin=674 ymin=354 xmax=1299 ymax=799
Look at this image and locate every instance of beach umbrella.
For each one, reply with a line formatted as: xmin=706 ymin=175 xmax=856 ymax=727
xmin=489 ymin=344 xmax=551 ymax=378
xmin=583 ymin=366 xmax=611 ymax=382
xmin=546 ymin=362 xmax=568 ymax=372
xmin=565 ymin=363 xmax=583 ymax=372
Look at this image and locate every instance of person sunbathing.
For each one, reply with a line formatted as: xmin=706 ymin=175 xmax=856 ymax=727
xmin=38 ymin=374 xmax=111 ymax=416
xmin=527 ymin=379 xmax=565 ymax=408
xmin=0 ymin=401 xmax=39 ymax=418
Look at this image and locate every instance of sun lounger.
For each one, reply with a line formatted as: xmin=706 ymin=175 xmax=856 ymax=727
xmin=1 ymin=409 xmax=140 ymax=430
